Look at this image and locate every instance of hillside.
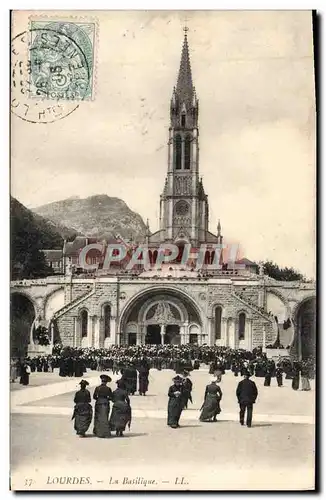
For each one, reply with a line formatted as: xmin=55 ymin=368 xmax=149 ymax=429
xmin=32 ymin=194 xmax=147 ymax=241
xmin=10 ymin=197 xmax=77 ymax=279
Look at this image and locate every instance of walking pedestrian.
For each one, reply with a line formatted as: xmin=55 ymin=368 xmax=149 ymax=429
xmin=199 ymin=379 xmax=222 ymax=422
xmin=93 ymin=374 xmax=113 ymax=438
xmin=72 ymin=380 xmax=93 ymax=438
xmin=236 ymin=371 xmax=258 ymax=428
xmin=109 ymin=379 xmax=132 ymax=437
xmin=167 ymin=375 xmax=185 ymax=429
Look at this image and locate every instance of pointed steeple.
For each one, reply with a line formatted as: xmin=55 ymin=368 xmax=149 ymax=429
xmin=145 ymin=219 xmax=151 ymax=242
xmin=217 ymin=220 xmax=223 ymax=245
xmin=170 ymin=28 xmax=198 ymax=129
xmin=176 ymin=30 xmax=193 ymax=106
xmin=217 ymin=219 xmax=221 ymax=237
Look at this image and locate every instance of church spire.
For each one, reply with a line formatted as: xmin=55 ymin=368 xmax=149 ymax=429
xmin=176 ymin=29 xmax=193 ymax=105
xmin=170 ymin=28 xmax=198 ymax=129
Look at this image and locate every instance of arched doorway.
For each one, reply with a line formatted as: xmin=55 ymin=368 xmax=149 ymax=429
xmin=165 ymin=325 xmax=181 ymax=344
xmin=119 ymin=287 xmax=202 ymax=345
xmin=145 ymin=325 xmax=161 ymax=345
xmin=10 ymin=293 xmax=35 ymax=358
xmin=295 ymin=297 xmax=316 ymax=360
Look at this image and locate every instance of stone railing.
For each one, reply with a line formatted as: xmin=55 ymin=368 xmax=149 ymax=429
xmin=11 ymin=276 xmax=67 ymax=287
xmin=232 ymin=291 xmax=274 ymax=323
xmin=52 ymin=286 xmax=95 ymax=320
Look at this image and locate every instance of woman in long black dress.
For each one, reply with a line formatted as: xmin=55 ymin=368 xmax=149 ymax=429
xmin=292 ymin=361 xmax=301 ymax=391
xmin=19 ymin=361 xmax=30 ymax=386
xmin=121 ymin=362 xmax=137 ymax=395
xmin=109 ymin=380 xmax=132 ymax=437
xmin=138 ymin=364 xmax=149 ymax=396
xmin=199 ymin=380 xmax=222 ymax=422
xmin=72 ymin=380 xmax=93 ymax=437
xmin=93 ymin=374 xmax=113 ymax=438
xmin=167 ymin=375 xmax=185 ymax=429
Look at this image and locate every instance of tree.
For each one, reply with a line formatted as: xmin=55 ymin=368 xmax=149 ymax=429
xmin=11 ymin=197 xmax=59 ymax=280
xmin=261 ymin=260 xmax=304 ymax=281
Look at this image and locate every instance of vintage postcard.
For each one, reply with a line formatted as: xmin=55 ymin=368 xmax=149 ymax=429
xmin=10 ymin=10 xmax=316 ymax=491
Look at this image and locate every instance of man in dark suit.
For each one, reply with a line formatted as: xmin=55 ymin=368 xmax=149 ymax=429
xmin=236 ymin=371 xmax=258 ymax=428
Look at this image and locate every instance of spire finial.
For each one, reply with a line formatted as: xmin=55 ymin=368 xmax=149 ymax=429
xmin=183 ymin=15 xmax=189 ymax=35
xmin=217 ymin=219 xmax=221 ymax=237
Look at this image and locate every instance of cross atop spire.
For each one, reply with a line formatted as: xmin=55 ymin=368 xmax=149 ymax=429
xmin=183 ymin=16 xmax=189 ymax=36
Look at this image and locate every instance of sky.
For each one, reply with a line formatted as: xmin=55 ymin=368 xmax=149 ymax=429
xmin=11 ymin=10 xmax=316 ymax=278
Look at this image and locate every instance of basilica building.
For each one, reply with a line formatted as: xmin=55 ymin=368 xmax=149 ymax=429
xmin=10 ymin=32 xmax=316 ymax=359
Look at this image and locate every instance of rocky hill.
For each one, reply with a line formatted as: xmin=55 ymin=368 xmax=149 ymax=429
xmin=10 ymin=197 xmax=78 ymax=279
xmin=32 ymin=195 xmax=147 ymax=241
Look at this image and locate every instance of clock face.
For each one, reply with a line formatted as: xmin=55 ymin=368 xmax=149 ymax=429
xmin=175 ymin=201 xmax=189 ymax=216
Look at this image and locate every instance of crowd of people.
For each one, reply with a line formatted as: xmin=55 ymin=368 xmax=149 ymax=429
xmin=10 ymin=343 xmax=315 ymax=393
xmin=73 ymin=373 xmax=135 ymax=438
xmin=10 ymin=343 xmax=315 ymax=435
xmin=73 ymin=365 xmax=259 ymax=434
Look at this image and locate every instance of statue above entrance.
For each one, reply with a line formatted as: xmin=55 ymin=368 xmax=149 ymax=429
xmin=151 ymin=302 xmax=176 ymax=325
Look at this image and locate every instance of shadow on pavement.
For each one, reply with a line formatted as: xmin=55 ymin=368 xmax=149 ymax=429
xmin=179 ymin=424 xmax=202 ymax=428
xmin=123 ymin=433 xmax=148 ymax=438
xmin=81 ymin=432 xmax=148 ymax=438
xmin=131 ymin=394 xmax=157 ymax=397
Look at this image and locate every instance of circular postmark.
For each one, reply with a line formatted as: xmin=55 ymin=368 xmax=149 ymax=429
xmin=11 ymin=27 xmax=91 ymax=123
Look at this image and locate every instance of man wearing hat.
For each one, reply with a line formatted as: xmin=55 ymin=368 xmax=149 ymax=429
xmin=72 ymin=380 xmax=93 ymax=437
xmin=181 ymin=371 xmax=193 ymax=410
xmin=93 ymin=374 xmax=113 ymax=438
xmin=236 ymin=370 xmax=258 ymax=428
xmin=167 ymin=375 xmax=186 ymax=428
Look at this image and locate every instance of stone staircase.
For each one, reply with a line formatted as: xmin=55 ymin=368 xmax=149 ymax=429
xmin=231 ymin=291 xmax=274 ymax=324
xmin=232 ymin=291 xmax=278 ymax=345
xmin=52 ymin=285 xmax=96 ymax=321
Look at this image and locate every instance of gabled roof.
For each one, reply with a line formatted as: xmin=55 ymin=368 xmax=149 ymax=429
xmin=235 ymin=258 xmax=257 ymax=267
xmin=43 ymin=250 xmax=62 ymax=261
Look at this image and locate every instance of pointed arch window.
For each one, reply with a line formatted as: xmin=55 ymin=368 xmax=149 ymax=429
xmin=214 ymin=306 xmax=222 ymax=340
xmin=175 ymin=135 xmax=182 ymax=170
xmin=104 ymin=305 xmax=111 ymax=338
xmin=238 ymin=312 xmax=246 ymax=340
xmin=181 ymin=113 xmax=186 ymax=127
xmin=184 ymin=135 xmax=191 ymax=170
xmin=80 ymin=310 xmax=88 ymax=338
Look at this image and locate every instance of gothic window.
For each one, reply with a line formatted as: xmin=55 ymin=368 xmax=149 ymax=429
xmin=181 ymin=114 xmax=186 ymax=127
xmin=238 ymin=312 xmax=246 ymax=340
xmin=175 ymin=135 xmax=182 ymax=170
xmin=214 ymin=306 xmax=222 ymax=340
xmin=104 ymin=305 xmax=111 ymax=338
xmin=184 ymin=135 xmax=191 ymax=170
xmin=80 ymin=310 xmax=88 ymax=338
xmin=175 ymin=200 xmax=189 ymax=216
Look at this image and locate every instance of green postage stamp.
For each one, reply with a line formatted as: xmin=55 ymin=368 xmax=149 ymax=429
xmin=29 ymin=20 xmax=96 ymax=100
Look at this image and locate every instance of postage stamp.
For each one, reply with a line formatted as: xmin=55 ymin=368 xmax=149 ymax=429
xmin=11 ymin=18 xmax=97 ymax=123
xmin=29 ymin=20 xmax=96 ymax=101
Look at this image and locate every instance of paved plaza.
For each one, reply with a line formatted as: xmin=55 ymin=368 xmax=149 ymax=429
xmin=10 ymin=369 xmax=315 ymax=491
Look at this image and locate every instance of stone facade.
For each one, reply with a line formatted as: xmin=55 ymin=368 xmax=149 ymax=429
xmin=10 ymin=31 xmax=316 ymax=357
xmin=10 ymin=274 xmax=316 ymax=354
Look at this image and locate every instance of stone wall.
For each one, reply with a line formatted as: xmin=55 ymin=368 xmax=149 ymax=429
xmin=11 ymin=275 xmax=315 ymax=350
